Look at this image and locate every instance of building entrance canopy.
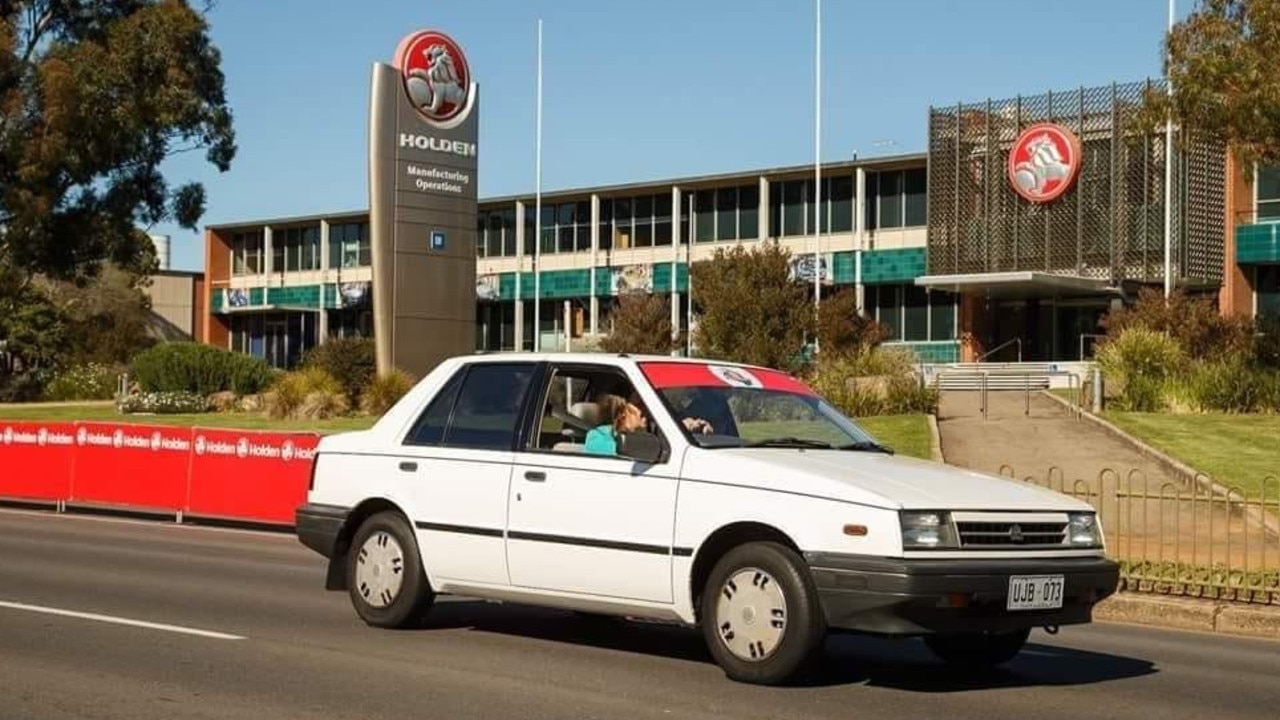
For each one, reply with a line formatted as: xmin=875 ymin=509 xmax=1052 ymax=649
xmin=914 ymin=271 xmax=1119 ymax=300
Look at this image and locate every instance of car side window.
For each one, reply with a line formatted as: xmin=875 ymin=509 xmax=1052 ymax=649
xmin=404 ymin=371 xmax=464 ymax=446
xmin=440 ymin=363 xmax=535 ymax=451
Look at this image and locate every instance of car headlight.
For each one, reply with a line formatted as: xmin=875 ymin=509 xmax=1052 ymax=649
xmin=1067 ymin=512 xmax=1103 ymax=547
xmin=899 ymin=511 xmax=958 ymax=549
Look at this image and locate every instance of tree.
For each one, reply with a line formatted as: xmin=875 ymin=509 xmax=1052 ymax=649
xmin=1144 ymin=0 xmax=1280 ymax=164
xmin=818 ymin=288 xmax=886 ymax=357
xmin=42 ymin=265 xmax=158 ymax=365
xmin=0 ymin=285 xmax=66 ymax=400
xmin=0 ymin=0 xmax=236 ymax=293
xmin=599 ymin=294 xmax=676 ymax=355
xmin=690 ymin=244 xmax=813 ymax=371
xmin=1100 ymin=287 xmax=1254 ymax=360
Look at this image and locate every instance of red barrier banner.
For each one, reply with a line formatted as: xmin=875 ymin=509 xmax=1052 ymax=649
xmin=0 ymin=422 xmax=77 ymax=501
xmin=70 ymin=423 xmax=193 ymax=512
xmin=186 ymin=429 xmax=319 ymax=525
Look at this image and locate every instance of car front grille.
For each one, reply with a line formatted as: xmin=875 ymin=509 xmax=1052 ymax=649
xmin=956 ymin=521 xmax=1067 ymax=548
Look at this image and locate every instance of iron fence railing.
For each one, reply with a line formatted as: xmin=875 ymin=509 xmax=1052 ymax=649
xmin=999 ymin=465 xmax=1280 ymax=605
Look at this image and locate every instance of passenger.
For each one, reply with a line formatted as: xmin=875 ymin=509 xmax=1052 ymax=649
xmin=584 ymin=394 xmax=647 ymax=456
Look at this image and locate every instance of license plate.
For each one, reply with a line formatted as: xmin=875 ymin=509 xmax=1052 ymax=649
xmin=1007 ymin=575 xmax=1064 ymax=611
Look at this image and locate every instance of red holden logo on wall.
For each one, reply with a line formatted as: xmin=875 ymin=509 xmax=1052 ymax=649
xmin=1008 ymin=123 xmax=1082 ymax=203
xmin=396 ymin=30 xmax=472 ymax=126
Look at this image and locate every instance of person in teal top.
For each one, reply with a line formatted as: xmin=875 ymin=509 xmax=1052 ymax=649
xmin=584 ymin=395 xmax=646 ymax=456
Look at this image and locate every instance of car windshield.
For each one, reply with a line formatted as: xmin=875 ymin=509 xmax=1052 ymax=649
xmin=655 ymin=383 xmax=884 ymax=452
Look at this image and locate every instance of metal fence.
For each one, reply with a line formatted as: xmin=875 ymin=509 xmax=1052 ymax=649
xmin=1001 ymin=465 xmax=1280 ymax=605
xmin=927 ymin=80 xmax=1226 ymax=285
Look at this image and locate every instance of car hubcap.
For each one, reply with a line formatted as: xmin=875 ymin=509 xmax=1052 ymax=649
xmin=715 ymin=567 xmax=787 ymax=662
xmin=355 ymin=531 xmax=405 ymax=608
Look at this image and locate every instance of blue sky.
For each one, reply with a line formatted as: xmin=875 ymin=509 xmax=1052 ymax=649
xmin=156 ymin=0 xmax=1181 ymax=270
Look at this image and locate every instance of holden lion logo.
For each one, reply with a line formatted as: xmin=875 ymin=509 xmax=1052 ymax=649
xmin=194 ymin=435 xmax=207 ymax=456
xmin=710 ymin=366 xmax=763 ymax=389
xmin=2 ymin=427 xmax=12 ymax=446
xmin=397 ymin=30 xmax=473 ymax=126
xmin=1008 ymin=123 xmax=1082 ymax=203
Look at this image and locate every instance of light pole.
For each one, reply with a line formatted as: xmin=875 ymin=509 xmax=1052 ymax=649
xmin=533 ymin=19 xmax=544 ymax=350
xmin=812 ymin=0 xmax=822 ymax=357
xmin=1163 ymin=0 xmax=1175 ymax=299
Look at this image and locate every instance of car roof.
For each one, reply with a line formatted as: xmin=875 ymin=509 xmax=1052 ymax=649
xmin=461 ymin=352 xmax=774 ymax=373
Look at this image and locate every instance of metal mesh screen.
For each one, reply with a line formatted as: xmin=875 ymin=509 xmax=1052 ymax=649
xmin=927 ymin=81 xmax=1225 ymax=285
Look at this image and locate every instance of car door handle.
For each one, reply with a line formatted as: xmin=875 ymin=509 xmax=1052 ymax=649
xmin=524 ymin=471 xmax=546 ymax=482
xmin=399 ymin=461 xmax=418 ymax=472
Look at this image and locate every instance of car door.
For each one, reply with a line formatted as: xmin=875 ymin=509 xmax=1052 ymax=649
xmin=506 ymin=363 xmax=679 ymax=603
xmin=395 ymin=361 xmax=538 ymax=588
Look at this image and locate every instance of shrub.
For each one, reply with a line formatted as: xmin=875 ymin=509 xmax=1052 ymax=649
xmin=1097 ymin=328 xmax=1185 ymax=412
xmin=131 ymin=343 xmax=272 ymax=396
xmin=1101 ymin=287 xmax=1254 ymax=360
xmin=1183 ymin=355 xmax=1266 ymax=413
xmin=268 ymin=367 xmax=345 ymax=420
xmin=302 ymin=337 xmax=376 ymax=405
xmin=809 ymin=347 xmax=937 ymax=417
xmin=1256 ymin=315 xmax=1280 ymax=369
xmin=118 ymin=391 xmax=209 ymax=415
xmin=362 ymin=369 xmax=416 ymax=416
xmin=817 ymin=289 xmax=887 ymax=357
xmin=45 ymin=363 xmax=118 ymax=401
xmin=599 ymin=295 xmax=677 ymax=355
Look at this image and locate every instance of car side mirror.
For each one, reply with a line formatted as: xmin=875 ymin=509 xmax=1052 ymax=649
xmin=617 ymin=431 xmax=666 ymax=464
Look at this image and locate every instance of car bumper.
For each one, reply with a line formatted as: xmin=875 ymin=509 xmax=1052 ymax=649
xmin=295 ymin=503 xmax=348 ymax=559
xmin=805 ymin=553 xmax=1120 ymax=636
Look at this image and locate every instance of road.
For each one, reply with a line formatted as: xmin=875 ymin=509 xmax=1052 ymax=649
xmin=1 ymin=509 xmax=1278 ymax=720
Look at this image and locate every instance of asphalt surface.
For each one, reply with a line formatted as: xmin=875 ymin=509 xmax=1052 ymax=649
xmin=2 ymin=509 xmax=1279 ymax=720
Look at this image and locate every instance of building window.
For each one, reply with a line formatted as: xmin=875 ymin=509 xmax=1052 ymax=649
xmin=867 ymin=168 xmax=927 ymax=230
xmin=1258 ymin=266 xmax=1280 ymax=319
xmin=739 ymin=184 xmax=760 ymax=239
xmin=782 ymin=181 xmax=806 ymax=236
xmin=867 ymin=284 xmax=957 ymax=343
xmin=1257 ymin=166 xmax=1280 ymax=221
xmin=634 ymin=195 xmax=654 ymax=248
xmin=523 ymin=205 xmax=536 ymax=256
xmin=272 ymin=226 xmax=320 ymax=273
xmin=716 ymin=187 xmax=737 ymax=241
xmin=329 ymin=222 xmax=370 ymax=269
xmin=232 ymin=231 xmax=263 ymax=275
xmin=476 ymin=213 xmax=488 ymax=258
xmin=654 ymin=194 xmax=673 ymax=247
xmin=557 ymin=202 xmax=576 ymax=253
xmin=540 ymin=205 xmax=556 ymax=255
xmin=502 ymin=208 xmax=517 ymax=256
xmin=830 ymin=176 xmax=854 ymax=233
xmin=575 ymin=200 xmax=592 ymax=252
xmin=694 ymin=192 xmax=715 ymax=242
xmin=599 ymin=200 xmax=614 ymax=252
xmin=613 ymin=198 xmax=632 ymax=250
xmin=488 ymin=211 xmax=504 ymax=257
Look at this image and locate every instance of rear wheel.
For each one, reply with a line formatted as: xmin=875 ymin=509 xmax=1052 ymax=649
xmin=700 ymin=542 xmax=826 ymax=685
xmin=345 ymin=511 xmax=434 ymax=628
xmin=924 ymin=629 xmax=1030 ymax=668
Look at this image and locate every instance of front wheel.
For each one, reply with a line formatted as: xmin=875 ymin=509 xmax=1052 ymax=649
xmin=924 ymin=629 xmax=1030 ymax=668
xmin=345 ymin=511 xmax=435 ymax=628
xmin=700 ymin=542 xmax=826 ymax=685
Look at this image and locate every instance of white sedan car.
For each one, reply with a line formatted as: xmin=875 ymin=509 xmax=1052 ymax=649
xmin=296 ymin=354 xmax=1118 ymax=685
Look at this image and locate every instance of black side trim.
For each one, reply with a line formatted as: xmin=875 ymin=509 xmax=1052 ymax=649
xmin=413 ymin=521 xmax=692 ymax=556
xmin=509 ymin=530 xmax=669 ymax=555
xmin=415 ymin=521 xmax=504 ymax=538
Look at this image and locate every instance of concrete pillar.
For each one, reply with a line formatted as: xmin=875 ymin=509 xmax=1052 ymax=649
xmin=263 ymin=225 xmax=274 ymax=276
xmin=590 ymin=194 xmax=600 ymax=336
xmin=854 ymin=167 xmax=867 ymax=315
xmin=318 ymin=220 xmax=330 ymax=343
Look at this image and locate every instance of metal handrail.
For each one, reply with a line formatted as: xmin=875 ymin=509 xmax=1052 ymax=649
xmin=1078 ymin=333 xmax=1106 ymax=361
xmin=976 ymin=337 xmax=1022 ymax=363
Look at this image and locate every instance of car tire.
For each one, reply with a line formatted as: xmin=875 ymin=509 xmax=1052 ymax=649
xmin=345 ymin=511 xmax=435 ymax=629
xmin=700 ymin=542 xmax=826 ymax=686
xmin=924 ymin=629 xmax=1030 ymax=668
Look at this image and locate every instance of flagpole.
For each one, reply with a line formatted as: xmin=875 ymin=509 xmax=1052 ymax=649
xmin=687 ymin=193 xmax=695 ymax=357
xmin=533 ymin=19 xmax=544 ymax=349
xmin=1163 ymin=0 xmax=1174 ymax=298
xmin=813 ymin=0 xmax=822 ymax=354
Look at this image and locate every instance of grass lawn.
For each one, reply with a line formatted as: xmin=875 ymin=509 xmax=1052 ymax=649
xmin=0 ymin=403 xmax=936 ymax=460
xmin=1104 ymin=412 xmax=1280 ymax=497
xmin=858 ymin=415 xmax=933 ymax=460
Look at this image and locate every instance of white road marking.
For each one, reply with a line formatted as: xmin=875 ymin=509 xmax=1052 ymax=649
xmin=0 ymin=600 xmax=246 ymax=640
xmin=0 ymin=506 xmax=290 ymax=539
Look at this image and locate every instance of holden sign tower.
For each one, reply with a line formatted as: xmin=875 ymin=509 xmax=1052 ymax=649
xmin=369 ymin=29 xmax=479 ymax=377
